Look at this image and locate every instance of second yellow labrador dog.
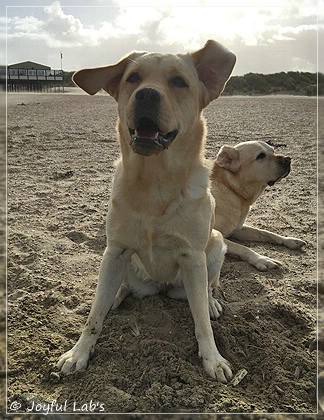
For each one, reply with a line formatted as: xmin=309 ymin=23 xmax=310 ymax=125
xmin=57 ymin=40 xmax=236 ymax=383
xmin=210 ymin=140 xmax=306 ymax=271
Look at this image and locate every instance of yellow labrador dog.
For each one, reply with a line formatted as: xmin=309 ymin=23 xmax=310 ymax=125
xmin=57 ymin=40 xmax=236 ymax=383
xmin=210 ymin=140 xmax=306 ymax=271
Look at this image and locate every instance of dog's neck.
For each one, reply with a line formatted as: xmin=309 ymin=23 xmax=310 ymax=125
xmin=115 ymin=120 xmax=208 ymax=216
xmin=212 ymin=164 xmax=266 ymax=205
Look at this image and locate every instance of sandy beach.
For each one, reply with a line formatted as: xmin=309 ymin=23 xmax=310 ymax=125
xmin=6 ymin=92 xmax=318 ymax=414
xmin=0 ymin=91 xmax=6 ymax=415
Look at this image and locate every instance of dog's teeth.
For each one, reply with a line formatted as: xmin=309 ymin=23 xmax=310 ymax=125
xmin=135 ymin=130 xmax=159 ymax=140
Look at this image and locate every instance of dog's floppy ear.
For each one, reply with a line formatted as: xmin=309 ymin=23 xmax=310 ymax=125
xmin=215 ymin=145 xmax=240 ymax=172
xmin=190 ymin=40 xmax=236 ymax=106
xmin=72 ymin=52 xmax=144 ymax=98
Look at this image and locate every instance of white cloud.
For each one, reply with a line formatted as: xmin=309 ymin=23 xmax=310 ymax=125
xmin=11 ymin=15 xmax=43 ymax=32
xmin=272 ymin=34 xmax=295 ymax=42
xmin=291 ymin=56 xmax=315 ymax=72
xmin=3 ymin=0 xmax=319 ymax=73
xmin=43 ymin=2 xmax=99 ymax=46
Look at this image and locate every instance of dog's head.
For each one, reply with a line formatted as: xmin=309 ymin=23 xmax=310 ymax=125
xmin=215 ymin=141 xmax=291 ymax=187
xmin=72 ymin=40 xmax=236 ymax=157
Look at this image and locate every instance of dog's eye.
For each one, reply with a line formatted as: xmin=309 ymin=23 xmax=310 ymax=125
xmin=256 ymin=152 xmax=266 ymax=160
xmin=171 ymin=76 xmax=188 ymax=88
xmin=126 ymin=72 xmax=141 ymax=83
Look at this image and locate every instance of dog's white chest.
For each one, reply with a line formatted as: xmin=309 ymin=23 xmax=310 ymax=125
xmin=107 ymin=193 xmax=212 ymax=284
xmin=111 ymin=214 xmax=182 ymax=283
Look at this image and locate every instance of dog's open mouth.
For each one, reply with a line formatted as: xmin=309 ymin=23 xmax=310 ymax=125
xmin=129 ymin=118 xmax=178 ymax=156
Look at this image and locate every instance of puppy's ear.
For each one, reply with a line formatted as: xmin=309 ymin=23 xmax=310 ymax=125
xmin=72 ymin=52 xmax=144 ymax=99
xmin=215 ymin=145 xmax=240 ymax=172
xmin=190 ymin=40 xmax=236 ymax=106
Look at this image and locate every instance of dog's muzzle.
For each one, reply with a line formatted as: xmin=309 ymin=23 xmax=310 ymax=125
xmin=129 ymin=87 xmax=178 ymax=157
xmin=129 ymin=120 xmax=178 ymax=157
xmin=268 ymin=156 xmax=291 ymax=186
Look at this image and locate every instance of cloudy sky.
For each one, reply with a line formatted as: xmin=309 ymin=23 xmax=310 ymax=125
xmin=0 ymin=0 xmax=322 ymax=75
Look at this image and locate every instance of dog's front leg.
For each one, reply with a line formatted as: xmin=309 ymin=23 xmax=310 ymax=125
xmin=232 ymin=225 xmax=306 ymax=249
xmin=57 ymin=246 xmax=132 ymax=374
xmin=179 ymin=250 xmax=232 ymax=383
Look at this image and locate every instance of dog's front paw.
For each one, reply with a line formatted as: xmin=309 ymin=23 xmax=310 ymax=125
xmin=254 ymin=256 xmax=282 ymax=271
xmin=57 ymin=343 xmax=90 ymax=374
xmin=202 ymin=354 xmax=233 ymax=383
xmin=208 ymin=295 xmax=223 ymax=319
xmin=283 ymin=237 xmax=306 ymax=250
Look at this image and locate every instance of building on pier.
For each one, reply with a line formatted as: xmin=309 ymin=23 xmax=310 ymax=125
xmin=5 ymin=61 xmax=65 ymax=92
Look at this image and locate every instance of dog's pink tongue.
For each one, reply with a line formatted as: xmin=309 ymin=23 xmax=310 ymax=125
xmin=136 ymin=129 xmax=159 ymax=140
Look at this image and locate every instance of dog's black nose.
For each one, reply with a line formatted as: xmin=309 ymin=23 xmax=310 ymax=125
xmin=280 ymin=156 xmax=291 ymax=168
xmin=136 ymin=87 xmax=161 ymax=104
xmin=284 ymin=156 xmax=291 ymax=165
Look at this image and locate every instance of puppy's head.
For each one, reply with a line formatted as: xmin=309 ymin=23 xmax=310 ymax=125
xmin=72 ymin=40 xmax=236 ymax=157
xmin=215 ymin=141 xmax=291 ymax=187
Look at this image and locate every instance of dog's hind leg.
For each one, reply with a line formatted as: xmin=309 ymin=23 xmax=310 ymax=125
xmin=113 ymin=253 xmax=161 ymax=309
xmin=167 ymin=230 xmax=226 ymax=320
xmin=225 ymin=238 xmax=283 ymax=271
xmin=57 ymin=246 xmax=133 ymax=374
xmin=206 ymin=229 xmax=227 ymax=319
xmin=111 ymin=282 xmax=131 ymax=310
